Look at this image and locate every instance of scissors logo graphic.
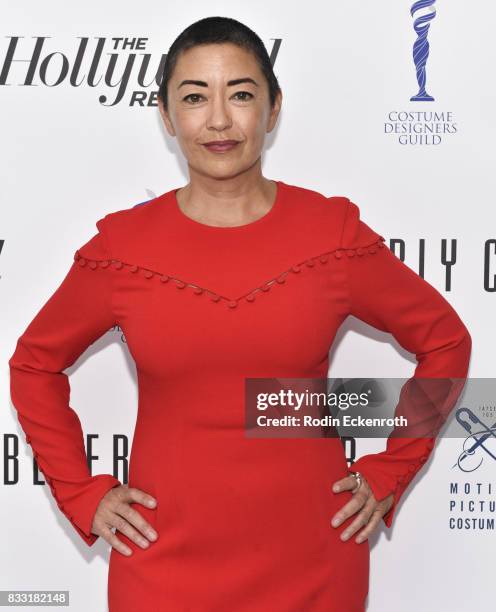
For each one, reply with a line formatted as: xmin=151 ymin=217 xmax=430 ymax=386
xmin=453 ymin=407 xmax=496 ymax=472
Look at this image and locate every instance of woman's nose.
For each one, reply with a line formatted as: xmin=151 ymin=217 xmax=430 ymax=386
xmin=206 ymin=95 xmax=232 ymax=130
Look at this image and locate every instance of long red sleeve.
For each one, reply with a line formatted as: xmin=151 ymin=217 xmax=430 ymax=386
xmin=340 ymin=200 xmax=472 ymax=528
xmin=8 ymin=218 xmax=122 ymax=546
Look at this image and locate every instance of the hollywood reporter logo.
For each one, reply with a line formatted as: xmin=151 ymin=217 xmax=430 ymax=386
xmin=0 ymin=36 xmax=282 ymax=106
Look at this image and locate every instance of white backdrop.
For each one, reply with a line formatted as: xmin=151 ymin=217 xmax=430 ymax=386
xmin=1 ymin=1 xmax=493 ymax=611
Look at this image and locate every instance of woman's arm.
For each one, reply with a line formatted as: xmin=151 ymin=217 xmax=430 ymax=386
xmin=8 ymin=217 xmax=122 ymax=546
xmin=340 ymin=200 xmax=472 ymax=528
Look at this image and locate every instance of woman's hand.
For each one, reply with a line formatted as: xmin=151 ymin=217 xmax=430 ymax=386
xmin=330 ymin=473 xmax=393 ymax=544
xmin=91 ymin=484 xmax=158 ymax=556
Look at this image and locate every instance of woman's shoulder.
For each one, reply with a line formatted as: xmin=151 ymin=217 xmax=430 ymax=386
xmin=74 ymin=190 xmax=173 ymax=262
xmin=280 ymin=179 xmax=350 ymax=211
xmin=281 ymin=181 xmax=385 ymax=250
xmin=97 ymin=190 xmax=172 ymax=234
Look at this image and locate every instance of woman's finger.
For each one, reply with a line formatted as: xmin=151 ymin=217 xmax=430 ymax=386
xmin=109 ymin=512 xmax=153 ymax=551
xmin=120 ymin=487 xmax=159 ymax=542
xmin=332 ymin=473 xmax=365 ymax=493
xmin=354 ymin=509 xmax=383 ymax=543
xmin=124 ymin=486 xmax=158 ymax=510
xmin=103 ymin=525 xmax=134 ymax=556
xmin=116 ymin=502 xmax=158 ymax=543
xmin=336 ymin=496 xmax=377 ymax=541
xmin=330 ymin=486 xmax=369 ymax=528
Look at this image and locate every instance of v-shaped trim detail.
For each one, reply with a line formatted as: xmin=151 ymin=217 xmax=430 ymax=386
xmin=74 ymin=237 xmax=386 ymax=309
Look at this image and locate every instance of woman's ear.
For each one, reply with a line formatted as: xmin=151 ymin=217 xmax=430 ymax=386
xmin=267 ymin=90 xmax=282 ymax=133
xmin=158 ymin=97 xmax=176 ymax=137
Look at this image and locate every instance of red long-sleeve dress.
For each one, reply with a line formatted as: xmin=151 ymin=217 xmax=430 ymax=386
xmin=8 ymin=180 xmax=472 ymax=612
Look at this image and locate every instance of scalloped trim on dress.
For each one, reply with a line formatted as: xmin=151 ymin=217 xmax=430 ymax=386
xmin=74 ymin=236 xmax=386 ymax=309
xmin=24 ymin=433 xmax=80 ymax=534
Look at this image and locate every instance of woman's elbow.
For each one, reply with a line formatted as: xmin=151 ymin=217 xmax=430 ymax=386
xmin=416 ymin=321 xmax=472 ymax=378
xmin=457 ymin=325 xmax=472 ymax=375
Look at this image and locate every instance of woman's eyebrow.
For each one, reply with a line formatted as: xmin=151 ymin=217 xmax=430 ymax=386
xmin=177 ymin=77 xmax=259 ymax=89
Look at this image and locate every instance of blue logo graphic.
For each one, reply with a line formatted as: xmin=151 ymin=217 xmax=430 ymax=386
xmin=453 ymin=407 xmax=496 ymax=472
xmin=410 ymin=0 xmax=437 ymax=102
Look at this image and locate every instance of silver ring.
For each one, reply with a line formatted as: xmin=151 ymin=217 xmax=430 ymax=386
xmin=349 ymin=471 xmax=362 ymax=493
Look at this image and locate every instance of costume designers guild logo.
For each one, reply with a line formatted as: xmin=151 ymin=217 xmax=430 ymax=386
xmin=449 ymin=404 xmax=495 ymax=531
xmin=385 ymin=0 xmax=458 ymax=145
xmin=0 ymin=36 xmax=282 ymax=106
xmin=453 ymin=405 xmax=496 ymax=473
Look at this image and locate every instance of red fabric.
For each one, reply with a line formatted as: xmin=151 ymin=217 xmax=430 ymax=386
xmin=8 ymin=181 xmax=471 ymax=611
xmin=8 ymin=227 xmax=122 ymax=545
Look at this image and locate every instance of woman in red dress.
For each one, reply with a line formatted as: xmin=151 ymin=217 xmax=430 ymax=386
xmin=9 ymin=16 xmax=471 ymax=612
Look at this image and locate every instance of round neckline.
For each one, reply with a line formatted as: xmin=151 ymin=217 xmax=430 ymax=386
xmin=171 ymin=180 xmax=284 ymax=231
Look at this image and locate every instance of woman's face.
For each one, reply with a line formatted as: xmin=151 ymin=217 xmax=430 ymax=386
xmin=158 ymin=43 xmax=282 ymax=179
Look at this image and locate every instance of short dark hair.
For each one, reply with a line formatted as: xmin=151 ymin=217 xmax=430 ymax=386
xmin=157 ymin=16 xmax=281 ymax=112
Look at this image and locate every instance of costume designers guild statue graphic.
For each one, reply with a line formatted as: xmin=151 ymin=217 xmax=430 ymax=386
xmin=410 ymin=0 xmax=437 ymax=102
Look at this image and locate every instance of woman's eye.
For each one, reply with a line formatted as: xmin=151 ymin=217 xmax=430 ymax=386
xmin=233 ymin=91 xmax=254 ymax=101
xmin=183 ymin=93 xmax=204 ymax=104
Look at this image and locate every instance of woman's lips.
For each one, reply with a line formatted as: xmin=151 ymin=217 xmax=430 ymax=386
xmin=202 ymin=141 xmax=240 ymax=152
